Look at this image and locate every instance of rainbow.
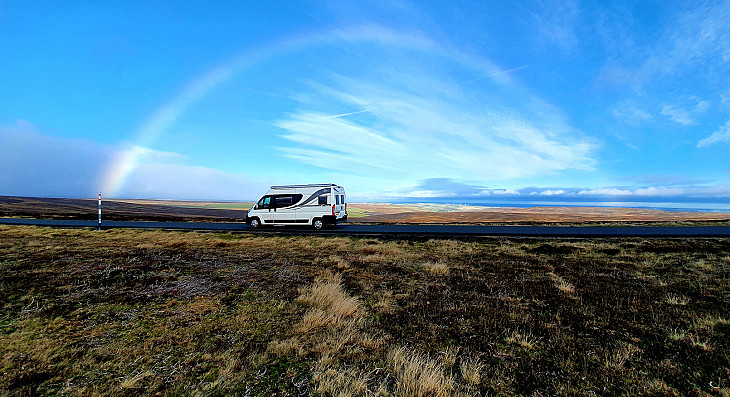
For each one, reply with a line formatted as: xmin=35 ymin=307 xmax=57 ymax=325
xmin=100 ymin=25 xmax=514 ymax=197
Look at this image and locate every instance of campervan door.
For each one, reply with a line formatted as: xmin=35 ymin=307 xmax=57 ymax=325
xmin=332 ymin=185 xmax=346 ymax=220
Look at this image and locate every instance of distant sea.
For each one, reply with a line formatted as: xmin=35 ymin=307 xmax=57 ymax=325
xmin=387 ymin=197 xmax=730 ymax=213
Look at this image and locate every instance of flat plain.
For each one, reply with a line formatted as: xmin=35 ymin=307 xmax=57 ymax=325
xmin=1 ymin=225 xmax=729 ymax=396
xmin=1 ymin=196 xmax=729 ymax=395
xmin=2 ymin=196 xmax=729 ymax=225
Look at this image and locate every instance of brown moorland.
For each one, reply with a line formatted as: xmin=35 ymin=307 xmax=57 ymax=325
xmin=2 ymin=196 xmax=729 ymax=225
xmin=0 ymin=196 xmax=250 ymax=222
xmin=1 ymin=225 xmax=729 ymax=395
xmin=351 ymin=203 xmax=730 ymax=224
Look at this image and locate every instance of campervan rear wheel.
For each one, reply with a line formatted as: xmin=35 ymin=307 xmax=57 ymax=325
xmin=249 ymin=218 xmax=260 ymax=229
xmin=313 ymin=218 xmax=324 ymax=230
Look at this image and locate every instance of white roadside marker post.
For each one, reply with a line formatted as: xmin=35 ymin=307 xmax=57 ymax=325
xmin=98 ymin=193 xmax=102 ymax=231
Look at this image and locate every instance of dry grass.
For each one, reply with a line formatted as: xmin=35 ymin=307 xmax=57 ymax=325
xmin=645 ymin=379 xmax=681 ymax=396
xmin=422 ymin=260 xmax=450 ymax=275
xmin=272 ymin=273 xmax=387 ymax=394
xmin=373 ymin=290 xmax=396 ymax=314
xmin=120 ymin=370 xmax=154 ymax=389
xmin=605 ymin=343 xmax=641 ymax=371
xmin=505 ymin=329 xmax=538 ymax=350
xmin=296 ymin=273 xmax=360 ymax=318
xmin=689 ymin=335 xmax=713 ymax=351
xmin=311 ymin=365 xmax=372 ymax=396
xmin=2 ymin=226 xmax=729 ymax=396
xmin=692 ymin=314 xmax=729 ymax=331
xmin=439 ymin=346 xmax=460 ymax=369
xmin=665 ymin=293 xmax=690 ymax=306
xmin=548 ymin=272 xmax=576 ymax=296
xmin=556 ymin=279 xmax=575 ymax=294
xmin=459 ymin=356 xmax=484 ymax=386
xmin=388 ymin=347 xmax=453 ymax=397
xmin=668 ymin=328 xmax=686 ymax=341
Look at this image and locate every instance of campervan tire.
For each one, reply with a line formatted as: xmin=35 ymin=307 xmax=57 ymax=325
xmin=249 ymin=218 xmax=261 ymax=229
xmin=313 ymin=218 xmax=324 ymax=230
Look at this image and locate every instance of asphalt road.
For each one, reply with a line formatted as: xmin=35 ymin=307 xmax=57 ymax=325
xmin=2 ymin=217 xmax=730 ymax=237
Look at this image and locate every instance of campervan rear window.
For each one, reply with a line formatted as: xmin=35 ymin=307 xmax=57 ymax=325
xmin=335 ymin=195 xmax=340 ymax=205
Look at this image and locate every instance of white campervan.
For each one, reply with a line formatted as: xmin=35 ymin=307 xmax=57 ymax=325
xmin=246 ymin=184 xmax=348 ymax=229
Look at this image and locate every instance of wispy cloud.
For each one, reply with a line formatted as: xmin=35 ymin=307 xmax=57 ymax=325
xmin=276 ymin=71 xmax=596 ymax=190
xmin=663 ymin=2 xmax=730 ymax=73
xmin=315 ymin=109 xmax=372 ymax=120
xmin=697 ymin=120 xmax=730 ymax=148
xmin=660 ymin=98 xmax=710 ymax=126
xmin=721 ymin=90 xmax=730 ymax=109
xmin=529 ymin=0 xmax=580 ymax=51
xmin=612 ymin=102 xmax=653 ymax=125
xmin=660 ymin=105 xmax=695 ymax=126
xmin=462 ymin=65 xmax=528 ymax=84
xmin=598 ymin=1 xmax=730 ymax=126
xmin=633 ymin=2 xmax=730 ymax=85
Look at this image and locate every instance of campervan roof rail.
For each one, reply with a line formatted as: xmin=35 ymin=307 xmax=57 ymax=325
xmin=270 ymin=184 xmax=338 ymax=189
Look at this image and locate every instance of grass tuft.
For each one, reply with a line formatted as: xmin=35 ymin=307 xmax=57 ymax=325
xmin=296 ymin=275 xmax=360 ymax=318
xmin=689 ymin=335 xmax=712 ymax=351
xmin=388 ymin=346 xmax=453 ymax=397
xmin=645 ymin=379 xmax=680 ymax=396
xmin=605 ymin=343 xmax=641 ymax=371
xmin=668 ymin=328 xmax=686 ymax=342
xmin=422 ymin=260 xmax=450 ymax=275
xmin=505 ymin=329 xmax=537 ymax=350
xmin=548 ymin=272 xmax=576 ymax=296
xmin=460 ymin=356 xmax=484 ymax=385
xmin=664 ymin=293 xmax=689 ymax=306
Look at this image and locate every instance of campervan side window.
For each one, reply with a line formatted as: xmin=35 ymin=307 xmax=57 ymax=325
xmin=274 ymin=194 xmax=303 ymax=208
xmin=318 ymin=195 xmax=328 ymax=205
xmin=275 ymin=196 xmax=292 ymax=208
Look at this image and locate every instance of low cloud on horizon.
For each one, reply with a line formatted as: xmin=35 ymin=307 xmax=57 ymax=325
xmin=0 ymin=121 xmax=267 ymax=200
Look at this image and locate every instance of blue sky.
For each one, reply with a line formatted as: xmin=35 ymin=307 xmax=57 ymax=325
xmin=1 ymin=1 xmax=730 ymax=203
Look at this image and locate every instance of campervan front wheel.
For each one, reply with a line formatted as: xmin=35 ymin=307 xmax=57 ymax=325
xmin=249 ymin=218 xmax=260 ymax=229
xmin=313 ymin=218 xmax=324 ymax=230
